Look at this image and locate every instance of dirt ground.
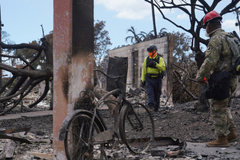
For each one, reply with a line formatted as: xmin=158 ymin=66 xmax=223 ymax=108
xmin=153 ymin=99 xmax=240 ymax=143
xmin=0 ymin=98 xmax=240 ymax=159
xmin=98 ymin=98 xmax=240 ymax=144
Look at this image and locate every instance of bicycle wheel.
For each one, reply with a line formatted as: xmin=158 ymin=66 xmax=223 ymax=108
xmin=64 ymin=113 xmax=106 ymax=160
xmin=119 ymin=102 xmax=155 ymax=154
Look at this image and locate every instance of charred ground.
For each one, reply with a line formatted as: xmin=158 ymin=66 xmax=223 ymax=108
xmin=0 ymin=98 xmax=240 ymax=159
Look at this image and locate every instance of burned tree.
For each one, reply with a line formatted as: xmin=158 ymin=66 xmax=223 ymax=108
xmin=145 ymin=0 xmax=240 ymax=57
xmin=0 ymin=34 xmax=53 ymax=115
xmin=145 ymin=0 xmax=240 ymax=110
xmin=169 ymin=32 xmax=199 ymax=103
xmin=0 ymin=19 xmax=111 ymax=116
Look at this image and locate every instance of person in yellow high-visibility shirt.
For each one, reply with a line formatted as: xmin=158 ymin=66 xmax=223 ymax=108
xmin=141 ymin=44 xmax=166 ymax=112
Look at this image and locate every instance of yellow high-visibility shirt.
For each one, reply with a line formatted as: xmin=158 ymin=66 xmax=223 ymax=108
xmin=141 ymin=54 xmax=166 ymax=82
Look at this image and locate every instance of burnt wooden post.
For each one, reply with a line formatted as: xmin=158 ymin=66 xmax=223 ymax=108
xmin=0 ymin=6 xmax=3 ymax=88
xmin=168 ymin=35 xmax=173 ymax=104
xmin=53 ymin=0 xmax=94 ymax=159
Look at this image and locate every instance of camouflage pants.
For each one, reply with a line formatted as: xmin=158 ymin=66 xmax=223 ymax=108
xmin=209 ymin=76 xmax=238 ymax=136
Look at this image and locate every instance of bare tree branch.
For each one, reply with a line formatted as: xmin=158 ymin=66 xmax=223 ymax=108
xmin=146 ymin=0 xmax=240 ymax=53
xmin=221 ymin=0 xmax=240 ymax=15
xmin=0 ymin=42 xmax=43 ymax=51
xmin=0 ymin=63 xmax=52 ymax=79
xmin=0 ymin=36 xmax=53 ymax=115
xmin=0 ymin=54 xmax=35 ymax=70
xmin=173 ymin=71 xmax=198 ymax=100
xmin=210 ymin=0 xmax=221 ymax=11
xmin=29 ymin=79 xmax=49 ymax=108
xmin=172 ymin=63 xmax=198 ymax=82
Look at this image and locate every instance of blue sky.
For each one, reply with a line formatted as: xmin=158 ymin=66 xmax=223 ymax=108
xmin=0 ymin=0 xmax=239 ymax=50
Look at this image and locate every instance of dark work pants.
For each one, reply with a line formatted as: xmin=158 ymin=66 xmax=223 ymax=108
xmin=145 ymin=76 xmax=162 ymax=110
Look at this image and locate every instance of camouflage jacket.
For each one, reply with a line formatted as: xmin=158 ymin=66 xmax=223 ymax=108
xmin=196 ymin=29 xmax=232 ymax=82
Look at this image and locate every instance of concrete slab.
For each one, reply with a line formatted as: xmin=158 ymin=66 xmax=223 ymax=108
xmin=19 ymin=110 xmax=53 ymax=118
xmin=186 ymin=142 xmax=240 ymax=159
xmin=0 ymin=110 xmax=53 ymax=121
xmin=0 ymin=114 xmax=22 ymax=120
xmin=151 ymin=141 xmax=240 ymax=159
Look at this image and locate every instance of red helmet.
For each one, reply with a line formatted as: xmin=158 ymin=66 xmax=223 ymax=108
xmin=203 ymin=11 xmax=222 ymax=28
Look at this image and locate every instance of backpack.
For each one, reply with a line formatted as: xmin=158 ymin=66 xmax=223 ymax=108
xmin=146 ymin=54 xmax=167 ymax=78
xmin=224 ymin=31 xmax=240 ymax=75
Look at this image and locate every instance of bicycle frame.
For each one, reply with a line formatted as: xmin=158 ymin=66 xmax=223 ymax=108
xmin=88 ymin=88 xmax=145 ymax=146
xmin=89 ymin=88 xmax=121 ymax=140
xmin=59 ymin=68 xmax=154 ymax=159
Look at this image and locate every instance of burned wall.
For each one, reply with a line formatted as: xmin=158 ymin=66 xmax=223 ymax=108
xmin=108 ymin=36 xmax=173 ymax=101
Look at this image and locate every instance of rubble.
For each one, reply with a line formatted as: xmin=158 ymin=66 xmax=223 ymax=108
xmin=0 ymin=130 xmax=53 ymax=159
xmin=0 ymin=87 xmax=240 ymax=159
xmin=127 ymin=87 xmax=174 ymax=108
xmin=5 ymin=140 xmax=16 ymax=159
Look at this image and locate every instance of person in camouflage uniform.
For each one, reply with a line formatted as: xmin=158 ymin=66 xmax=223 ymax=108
xmin=196 ymin=11 xmax=238 ymax=147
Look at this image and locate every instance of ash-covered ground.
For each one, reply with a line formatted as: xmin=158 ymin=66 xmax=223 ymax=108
xmin=0 ymin=91 xmax=240 ymax=159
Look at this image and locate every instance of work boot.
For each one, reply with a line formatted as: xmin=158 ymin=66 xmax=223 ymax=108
xmin=227 ymin=127 xmax=238 ymax=142
xmin=206 ymin=136 xmax=229 ymax=147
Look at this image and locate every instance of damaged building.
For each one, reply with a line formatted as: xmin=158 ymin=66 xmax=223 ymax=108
xmin=106 ymin=36 xmax=173 ymax=103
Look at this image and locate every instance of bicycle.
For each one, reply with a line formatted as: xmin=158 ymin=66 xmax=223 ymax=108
xmin=59 ymin=69 xmax=155 ymax=160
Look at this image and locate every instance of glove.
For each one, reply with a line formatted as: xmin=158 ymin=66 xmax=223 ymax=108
xmin=199 ymin=77 xmax=207 ymax=83
xmin=140 ymin=81 xmax=145 ymax=88
xmin=147 ymin=59 xmax=156 ymax=68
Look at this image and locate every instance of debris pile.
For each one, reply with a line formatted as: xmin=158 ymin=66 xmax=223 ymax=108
xmin=0 ymin=86 xmax=240 ymax=159
xmin=0 ymin=130 xmax=53 ymax=160
xmin=127 ymin=87 xmax=173 ymax=108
